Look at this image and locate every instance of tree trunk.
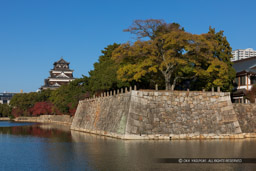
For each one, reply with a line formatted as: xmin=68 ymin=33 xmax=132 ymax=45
xmin=165 ymin=76 xmax=171 ymax=90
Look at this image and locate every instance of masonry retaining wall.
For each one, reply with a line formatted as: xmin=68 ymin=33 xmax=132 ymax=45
xmin=71 ymin=90 xmax=247 ymax=140
xmin=233 ymin=104 xmax=256 ymax=133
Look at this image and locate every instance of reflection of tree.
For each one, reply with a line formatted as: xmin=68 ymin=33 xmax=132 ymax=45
xmin=0 ymin=125 xmax=72 ymax=141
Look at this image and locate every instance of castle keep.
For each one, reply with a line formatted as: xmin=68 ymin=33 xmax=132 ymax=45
xmin=40 ymin=58 xmax=75 ymax=90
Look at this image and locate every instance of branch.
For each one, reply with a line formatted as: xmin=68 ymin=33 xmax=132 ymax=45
xmin=173 ymin=75 xmax=196 ymax=87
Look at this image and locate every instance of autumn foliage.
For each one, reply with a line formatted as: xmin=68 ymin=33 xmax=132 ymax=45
xmin=30 ymin=102 xmax=54 ymax=116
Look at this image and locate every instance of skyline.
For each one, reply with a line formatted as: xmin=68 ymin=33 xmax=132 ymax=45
xmin=0 ymin=0 xmax=256 ymax=92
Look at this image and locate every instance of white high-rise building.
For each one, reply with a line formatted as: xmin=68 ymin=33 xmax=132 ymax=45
xmin=231 ymin=48 xmax=256 ymax=61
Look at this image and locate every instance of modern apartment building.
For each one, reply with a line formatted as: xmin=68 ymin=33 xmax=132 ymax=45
xmin=231 ymin=48 xmax=256 ymax=61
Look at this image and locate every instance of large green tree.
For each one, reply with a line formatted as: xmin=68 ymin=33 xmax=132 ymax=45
xmin=199 ymin=27 xmax=236 ymax=91
xmin=112 ymin=19 xmax=234 ymax=91
xmin=113 ymin=19 xmax=213 ymax=90
xmin=89 ymin=43 xmax=129 ymax=92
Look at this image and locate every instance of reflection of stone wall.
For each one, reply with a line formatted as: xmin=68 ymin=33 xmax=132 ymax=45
xmin=233 ymin=104 xmax=256 ymax=133
xmin=15 ymin=115 xmax=73 ymax=125
xmin=71 ymin=90 xmax=245 ymax=139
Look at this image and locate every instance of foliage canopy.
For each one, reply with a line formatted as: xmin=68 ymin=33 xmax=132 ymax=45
xmin=113 ymin=19 xmax=235 ymax=91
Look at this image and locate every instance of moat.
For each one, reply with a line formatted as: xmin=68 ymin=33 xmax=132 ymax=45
xmin=0 ymin=121 xmax=255 ymax=170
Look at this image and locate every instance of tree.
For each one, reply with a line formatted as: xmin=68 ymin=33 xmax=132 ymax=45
xmin=113 ymin=19 xmax=213 ymax=90
xmin=0 ymin=104 xmax=12 ymax=117
xmin=9 ymin=89 xmax=53 ymax=117
xmin=89 ymin=43 xmax=129 ymax=92
xmin=113 ymin=19 xmax=235 ymax=91
xmin=30 ymin=102 xmax=54 ymax=116
xmin=199 ymin=27 xmax=236 ymax=91
xmin=10 ymin=92 xmax=40 ymax=116
xmin=124 ymin=19 xmax=165 ymax=39
xmin=50 ymin=76 xmax=90 ymax=114
xmin=124 ymin=19 xmax=183 ymax=40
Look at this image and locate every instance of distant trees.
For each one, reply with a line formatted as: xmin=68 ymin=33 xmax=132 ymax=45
xmin=50 ymin=76 xmax=90 ymax=115
xmin=9 ymin=90 xmax=53 ymax=117
xmin=9 ymin=77 xmax=91 ymax=117
xmin=0 ymin=104 xmax=11 ymax=117
xmin=30 ymin=102 xmax=54 ymax=116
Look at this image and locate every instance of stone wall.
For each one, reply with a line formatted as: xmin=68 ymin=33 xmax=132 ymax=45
xmin=71 ymin=90 xmax=244 ymax=139
xmin=15 ymin=115 xmax=73 ymax=125
xmin=127 ymin=91 xmax=241 ymax=136
xmin=71 ymin=93 xmax=131 ymax=138
xmin=233 ymin=104 xmax=256 ymax=133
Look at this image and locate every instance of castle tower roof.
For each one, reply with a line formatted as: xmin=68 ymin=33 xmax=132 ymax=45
xmin=54 ymin=57 xmax=70 ymax=65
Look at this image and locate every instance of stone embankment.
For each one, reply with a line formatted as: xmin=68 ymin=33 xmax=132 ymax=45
xmin=14 ymin=115 xmax=73 ymax=125
xmin=0 ymin=117 xmax=10 ymax=121
xmin=233 ymin=104 xmax=256 ymax=133
xmin=71 ymin=90 xmax=255 ymax=140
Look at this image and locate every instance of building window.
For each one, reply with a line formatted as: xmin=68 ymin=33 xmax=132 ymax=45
xmin=251 ymin=76 xmax=256 ymax=84
xmin=240 ymin=76 xmax=246 ymax=86
xmin=235 ymin=77 xmax=239 ymax=85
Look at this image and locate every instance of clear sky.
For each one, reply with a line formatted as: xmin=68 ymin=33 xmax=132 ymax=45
xmin=0 ymin=0 xmax=255 ymax=92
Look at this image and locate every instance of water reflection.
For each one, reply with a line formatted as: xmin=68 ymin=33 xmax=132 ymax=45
xmin=0 ymin=121 xmax=255 ymax=171
xmin=71 ymin=131 xmax=256 ymax=171
xmin=0 ymin=122 xmax=71 ymax=141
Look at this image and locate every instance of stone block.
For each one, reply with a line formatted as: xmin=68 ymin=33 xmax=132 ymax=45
xmin=132 ymin=119 xmax=142 ymax=127
xmin=131 ymin=126 xmax=138 ymax=134
xmin=154 ymin=92 xmax=159 ymax=96
xmin=235 ymin=127 xmax=242 ymax=134
xmin=179 ymin=134 xmax=187 ymax=139
xmin=222 ymin=114 xmax=237 ymax=123
xmin=154 ymin=118 xmax=160 ymax=122
xmin=233 ymin=121 xmax=240 ymax=128
xmin=210 ymin=98 xmax=216 ymax=102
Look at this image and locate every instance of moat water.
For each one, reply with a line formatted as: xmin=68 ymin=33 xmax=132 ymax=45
xmin=0 ymin=121 xmax=255 ymax=171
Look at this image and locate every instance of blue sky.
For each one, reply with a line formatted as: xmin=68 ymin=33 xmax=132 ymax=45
xmin=0 ymin=0 xmax=255 ymax=92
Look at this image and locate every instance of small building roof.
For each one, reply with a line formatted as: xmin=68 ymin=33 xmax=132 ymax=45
xmin=232 ymin=88 xmax=247 ymax=97
xmin=233 ymin=56 xmax=256 ymax=73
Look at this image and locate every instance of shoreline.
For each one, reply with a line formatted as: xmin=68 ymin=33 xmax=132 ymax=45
xmin=0 ymin=117 xmax=11 ymax=121
xmin=14 ymin=115 xmax=72 ymax=126
xmin=12 ymin=115 xmax=256 ymax=140
xmin=71 ymin=127 xmax=256 ymax=140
